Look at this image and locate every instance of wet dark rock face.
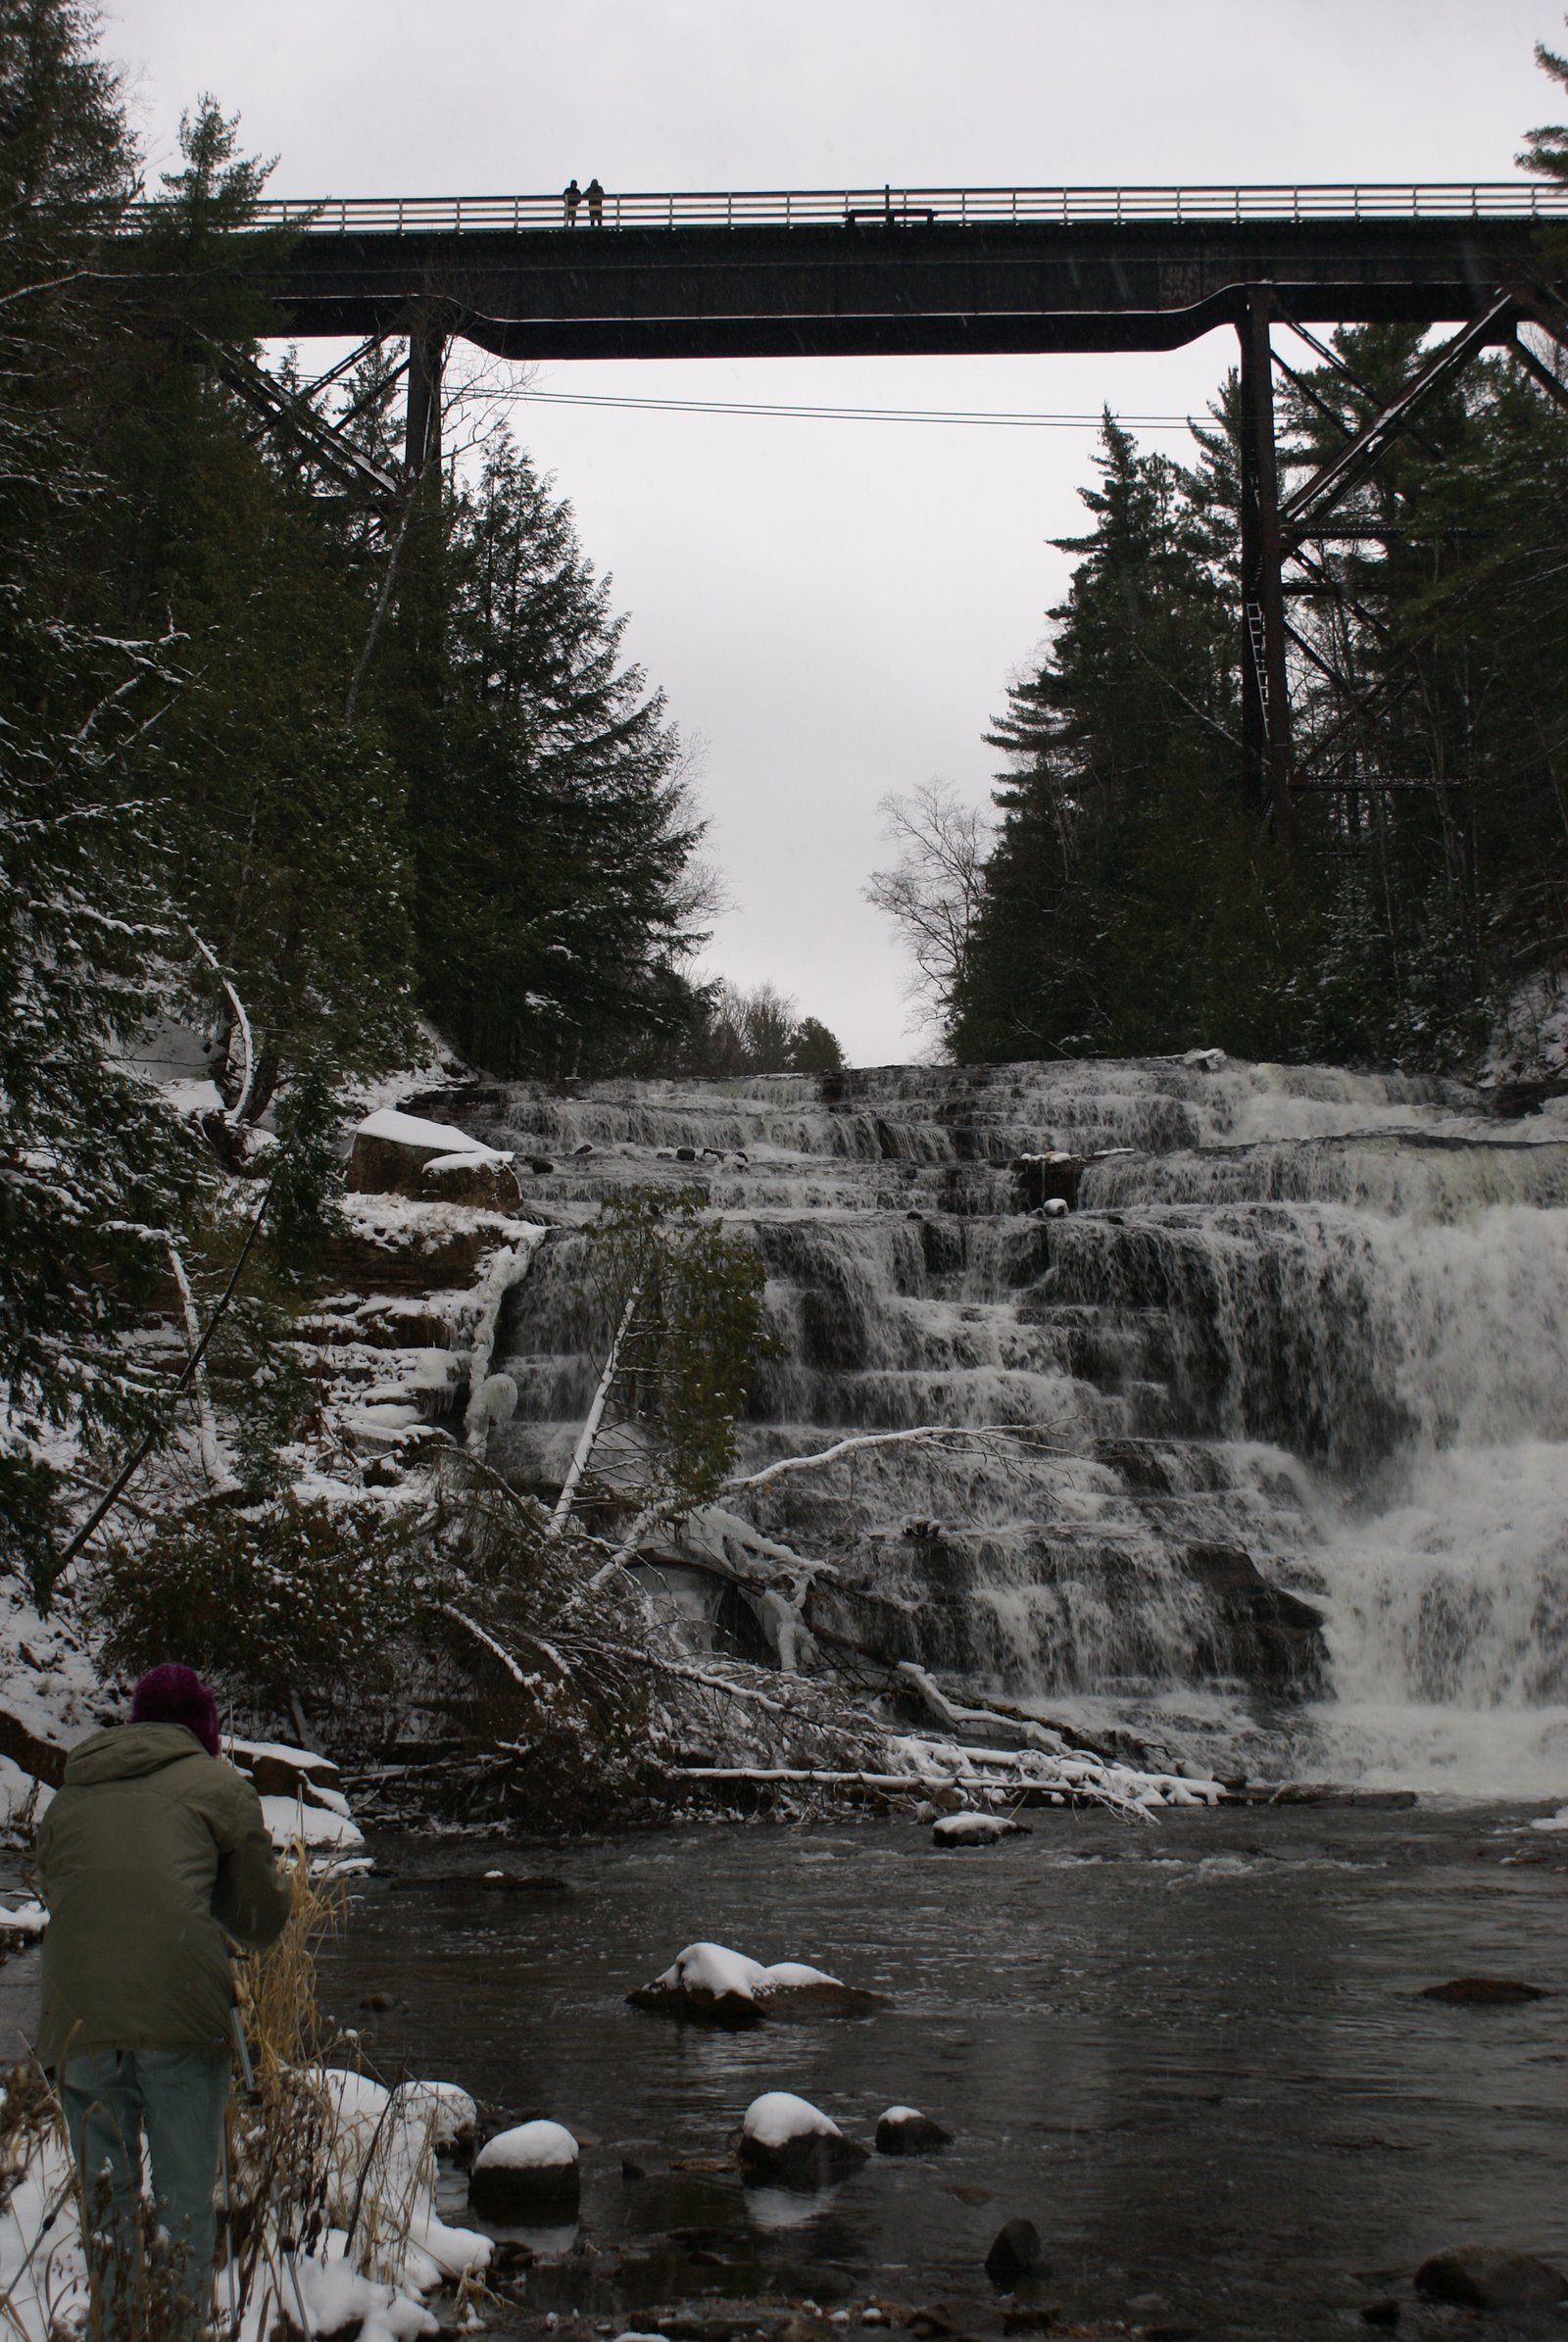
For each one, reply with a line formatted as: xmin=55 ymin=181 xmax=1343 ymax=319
xmin=463 ymin=1057 xmax=1568 ymax=1713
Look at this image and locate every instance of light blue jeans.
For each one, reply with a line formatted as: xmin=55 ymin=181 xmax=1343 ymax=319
xmin=62 ymin=2048 xmax=230 ymax=2339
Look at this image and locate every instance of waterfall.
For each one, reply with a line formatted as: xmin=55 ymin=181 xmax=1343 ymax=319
xmin=441 ymin=1055 xmax=1568 ymax=1798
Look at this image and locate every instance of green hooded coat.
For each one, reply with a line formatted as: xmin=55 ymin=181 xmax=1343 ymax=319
xmin=35 ymin=1722 xmax=293 ymax=2070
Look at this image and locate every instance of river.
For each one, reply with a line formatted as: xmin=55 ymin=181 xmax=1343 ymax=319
xmin=6 ymin=1803 xmax=1565 ymax=2335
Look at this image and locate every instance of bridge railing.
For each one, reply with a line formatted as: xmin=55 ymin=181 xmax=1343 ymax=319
xmin=239 ymin=182 xmax=1568 ymax=236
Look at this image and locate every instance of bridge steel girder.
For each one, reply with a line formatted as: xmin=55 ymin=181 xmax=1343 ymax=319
xmin=262 ymin=216 xmax=1552 ymax=364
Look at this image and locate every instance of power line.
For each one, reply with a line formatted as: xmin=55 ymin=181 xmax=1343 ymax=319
xmin=497 ymin=387 xmax=1201 ymax=431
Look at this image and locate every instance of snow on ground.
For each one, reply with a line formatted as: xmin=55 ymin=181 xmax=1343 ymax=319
xmin=743 ymin=2091 xmax=845 ymax=2147
xmin=257 ymin=1794 xmax=364 ymax=1853
xmin=397 ymin=2080 xmax=476 ymax=2152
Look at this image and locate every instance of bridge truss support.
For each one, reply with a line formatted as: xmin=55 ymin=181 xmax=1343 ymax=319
xmin=404 ymin=311 xmax=449 ymax=475
xmin=1232 ymin=286 xmax=1568 ymax=835
xmin=1237 ymin=291 xmax=1294 ymax=847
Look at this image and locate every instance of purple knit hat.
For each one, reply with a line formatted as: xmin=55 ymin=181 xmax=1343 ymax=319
xmin=129 ymin=1664 xmax=220 ymax=1759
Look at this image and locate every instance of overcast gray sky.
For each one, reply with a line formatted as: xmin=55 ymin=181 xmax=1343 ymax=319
xmin=110 ymin=1 xmax=1564 ymax=1064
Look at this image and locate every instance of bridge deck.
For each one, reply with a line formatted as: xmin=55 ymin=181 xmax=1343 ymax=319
xmin=252 ymin=182 xmax=1565 ymax=361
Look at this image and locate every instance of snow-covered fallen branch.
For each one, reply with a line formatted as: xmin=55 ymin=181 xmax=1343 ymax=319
xmin=721 ymin=1421 xmax=1071 ymax=1493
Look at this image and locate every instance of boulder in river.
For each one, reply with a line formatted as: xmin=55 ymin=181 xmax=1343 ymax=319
xmin=628 ymin=1940 xmax=883 ymax=2025
xmin=984 ymin=2218 xmax=1047 ymax=2285
xmin=932 ymin=1813 xmax=1031 ymax=1848
xmin=1414 ymin=2246 xmax=1568 ymax=2309
xmin=467 ymin=2121 xmax=580 ymax=2221
xmin=1419 ymin=1976 xmax=1549 ymax=2004
xmin=737 ymin=2092 xmax=868 ymax=2189
xmin=875 ymin=2106 xmax=953 ymax=2156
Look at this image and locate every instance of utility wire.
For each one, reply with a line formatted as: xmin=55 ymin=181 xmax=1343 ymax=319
xmin=499 ymin=387 xmax=1200 ymax=431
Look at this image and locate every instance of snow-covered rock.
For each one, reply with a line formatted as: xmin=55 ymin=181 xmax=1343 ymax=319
xmin=224 ymin=1733 xmax=341 ymax=1801
xmin=627 ymin=1940 xmax=884 ymax=2026
xmin=874 ymin=2104 xmax=953 ymax=2156
xmin=932 ymin=1811 xmax=1031 ymax=1847
xmin=468 ymin=2119 xmax=580 ymax=2221
xmin=349 ymin=1110 xmax=519 ymax=1209
xmin=737 ymin=2091 xmax=868 ymax=2189
xmin=0 ymin=1900 xmax=46 ymax=1942
xmin=1530 ymin=1804 xmax=1568 ymax=1831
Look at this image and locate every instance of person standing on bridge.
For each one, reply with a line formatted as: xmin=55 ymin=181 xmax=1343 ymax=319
xmin=564 ymin=177 xmax=581 ymax=225
xmin=586 ymin=175 xmax=605 ymax=226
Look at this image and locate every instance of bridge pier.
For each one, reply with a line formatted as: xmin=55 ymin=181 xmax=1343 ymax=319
xmin=1238 ymin=291 xmax=1294 ymax=848
xmin=404 ymin=312 xmax=448 ymax=475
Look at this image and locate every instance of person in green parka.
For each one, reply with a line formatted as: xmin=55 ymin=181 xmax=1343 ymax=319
xmin=35 ymin=1663 xmax=293 ymax=2336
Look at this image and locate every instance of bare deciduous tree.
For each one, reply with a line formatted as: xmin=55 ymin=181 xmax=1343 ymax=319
xmin=863 ymin=780 xmax=992 ymax=1046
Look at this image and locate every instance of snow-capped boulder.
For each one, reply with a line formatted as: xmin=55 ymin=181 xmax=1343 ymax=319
xmin=348 ymin=1109 xmax=519 ymax=1210
xmin=224 ymin=1735 xmax=342 ymax=1803
xmin=737 ymin=2092 xmax=867 ymax=2190
xmin=627 ymin=1941 xmax=884 ymax=2026
xmin=874 ymin=2105 xmax=953 ymax=2156
xmin=418 ymin=1150 xmax=522 ymax=1212
xmin=932 ymin=1812 xmax=1031 ymax=1848
xmin=468 ymin=2120 xmax=580 ymax=2221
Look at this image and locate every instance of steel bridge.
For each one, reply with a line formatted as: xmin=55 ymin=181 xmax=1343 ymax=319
xmin=239 ymin=180 xmax=1568 ymax=837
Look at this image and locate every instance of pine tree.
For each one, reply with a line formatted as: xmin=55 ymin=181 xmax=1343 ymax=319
xmin=951 ymin=416 xmax=1250 ymax=1062
xmin=404 ymin=433 xmax=707 ymax=1075
xmin=0 ymin=0 xmax=205 ymax=1578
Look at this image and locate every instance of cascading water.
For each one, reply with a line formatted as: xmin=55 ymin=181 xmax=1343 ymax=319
xmin=442 ymin=1054 xmax=1568 ymax=1800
